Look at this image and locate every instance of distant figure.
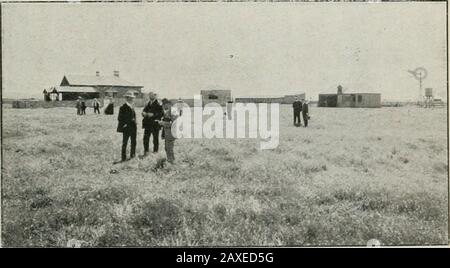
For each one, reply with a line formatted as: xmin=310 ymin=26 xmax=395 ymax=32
xmin=142 ymin=92 xmax=163 ymax=155
xmin=292 ymin=97 xmax=302 ymax=127
xmin=76 ymin=97 xmax=82 ymax=115
xmin=93 ymin=98 xmax=100 ymax=114
xmin=43 ymin=89 xmax=51 ymax=101
xmin=104 ymin=98 xmax=114 ymax=115
xmin=117 ymin=92 xmax=137 ymax=161
xmin=81 ymin=101 xmax=87 ymax=115
xmin=227 ymin=100 xmax=233 ymax=120
xmin=158 ymin=98 xmax=178 ymax=164
xmin=175 ymin=98 xmax=184 ymax=116
xmin=302 ymin=99 xmax=310 ymax=127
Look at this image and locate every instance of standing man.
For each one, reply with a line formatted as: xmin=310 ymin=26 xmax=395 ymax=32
xmin=76 ymin=97 xmax=82 ymax=115
xmin=302 ymin=99 xmax=310 ymax=128
xmin=142 ymin=92 xmax=163 ymax=156
xmin=93 ymin=98 xmax=100 ymax=114
xmin=117 ymin=92 xmax=137 ymax=161
xmin=292 ymin=97 xmax=302 ymax=126
xmin=81 ymin=100 xmax=87 ymax=115
xmin=158 ymin=98 xmax=178 ymax=164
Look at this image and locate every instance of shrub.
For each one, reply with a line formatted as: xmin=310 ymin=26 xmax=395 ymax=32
xmin=131 ymin=198 xmax=183 ymax=241
xmin=85 ymin=186 xmax=129 ymax=204
xmin=96 ymin=223 xmax=139 ymax=247
xmin=213 ymin=204 xmax=227 ymax=221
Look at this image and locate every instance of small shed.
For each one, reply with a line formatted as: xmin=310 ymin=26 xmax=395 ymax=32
xmin=200 ymin=89 xmax=232 ymax=106
xmin=282 ymin=94 xmax=306 ymax=104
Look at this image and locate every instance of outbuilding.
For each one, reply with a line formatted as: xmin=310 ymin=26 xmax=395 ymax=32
xmin=318 ymin=86 xmax=381 ymax=108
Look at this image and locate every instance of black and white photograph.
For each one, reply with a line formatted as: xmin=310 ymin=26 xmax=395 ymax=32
xmin=0 ymin=0 xmax=448 ymax=248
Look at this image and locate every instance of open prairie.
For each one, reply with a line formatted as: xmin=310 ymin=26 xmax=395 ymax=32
xmin=1 ymin=105 xmax=448 ymax=246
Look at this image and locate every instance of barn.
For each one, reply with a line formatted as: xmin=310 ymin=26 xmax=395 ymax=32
xmin=235 ymin=95 xmax=284 ymax=103
xmin=235 ymin=93 xmax=305 ymax=104
xmin=318 ymin=94 xmax=338 ymax=107
xmin=318 ymin=87 xmax=381 ymax=108
xmin=337 ymin=93 xmax=381 ymax=108
xmin=46 ymin=71 xmax=144 ymax=101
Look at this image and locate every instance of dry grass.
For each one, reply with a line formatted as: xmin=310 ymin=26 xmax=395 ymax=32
xmin=1 ymin=105 xmax=448 ymax=246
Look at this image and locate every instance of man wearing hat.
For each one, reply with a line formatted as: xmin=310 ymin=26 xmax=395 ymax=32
xmin=292 ymin=96 xmax=302 ymax=127
xmin=117 ymin=92 xmax=137 ymax=161
xmin=142 ymin=92 xmax=163 ymax=155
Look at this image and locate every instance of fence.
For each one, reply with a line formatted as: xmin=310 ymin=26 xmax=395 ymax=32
xmin=10 ymin=98 xmax=149 ymax=109
xmin=12 ymin=99 xmax=105 ymax=109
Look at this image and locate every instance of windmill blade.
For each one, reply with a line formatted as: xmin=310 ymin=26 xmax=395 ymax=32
xmin=408 ymin=67 xmax=428 ymax=81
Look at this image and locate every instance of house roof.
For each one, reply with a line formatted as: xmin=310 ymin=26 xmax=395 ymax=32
xmin=61 ymin=74 xmax=142 ymax=88
xmin=56 ymin=86 xmax=98 ymax=93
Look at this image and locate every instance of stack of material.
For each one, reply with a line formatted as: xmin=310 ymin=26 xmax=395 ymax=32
xmin=12 ymin=99 xmax=41 ymax=108
xmin=433 ymin=99 xmax=446 ymax=108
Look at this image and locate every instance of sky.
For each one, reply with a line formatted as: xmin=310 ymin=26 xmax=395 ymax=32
xmin=1 ymin=2 xmax=447 ymax=101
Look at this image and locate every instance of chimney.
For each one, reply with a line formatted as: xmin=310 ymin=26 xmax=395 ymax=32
xmin=96 ymin=71 xmax=100 ymax=77
xmin=114 ymin=70 xmax=119 ymax=78
xmin=337 ymin=85 xmax=343 ymax=95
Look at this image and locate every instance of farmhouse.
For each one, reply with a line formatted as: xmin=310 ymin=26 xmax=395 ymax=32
xmin=318 ymin=86 xmax=381 ymax=108
xmin=45 ymin=71 xmax=144 ymax=101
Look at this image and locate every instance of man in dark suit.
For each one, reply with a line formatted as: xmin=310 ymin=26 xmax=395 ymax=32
xmin=76 ymin=97 xmax=82 ymax=115
xmin=142 ymin=92 xmax=163 ymax=155
xmin=302 ymin=99 xmax=309 ymax=128
xmin=292 ymin=97 xmax=302 ymax=126
xmin=93 ymin=98 xmax=100 ymax=114
xmin=81 ymin=101 xmax=87 ymax=115
xmin=117 ymin=92 xmax=137 ymax=161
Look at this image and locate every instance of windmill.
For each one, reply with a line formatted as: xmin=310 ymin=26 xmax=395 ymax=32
xmin=408 ymin=67 xmax=428 ymax=106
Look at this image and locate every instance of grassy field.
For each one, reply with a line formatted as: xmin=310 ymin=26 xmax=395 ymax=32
xmin=1 ymin=104 xmax=448 ymax=246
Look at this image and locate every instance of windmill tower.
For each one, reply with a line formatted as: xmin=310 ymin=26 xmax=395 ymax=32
xmin=408 ymin=67 xmax=428 ymax=106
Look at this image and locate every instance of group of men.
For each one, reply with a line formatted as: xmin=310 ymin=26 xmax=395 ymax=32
xmin=292 ymin=97 xmax=310 ymax=127
xmin=76 ymin=97 xmax=101 ymax=115
xmin=81 ymin=93 xmax=309 ymax=163
xmin=117 ymin=92 xmax=177 ymax=163
xmin=75 ymin=97 xmax=87 ymax=115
